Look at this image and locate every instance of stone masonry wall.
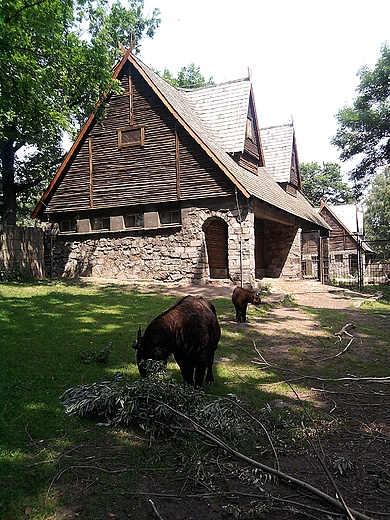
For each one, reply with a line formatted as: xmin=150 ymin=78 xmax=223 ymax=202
xmin=262 ymin=221 xmax=302 ymax=279
xmin=45 ymin=198 xmax=256 ymax=285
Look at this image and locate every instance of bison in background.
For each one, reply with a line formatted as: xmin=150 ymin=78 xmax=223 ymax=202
xmin=132 ymin=295 xmax=221 ymax=388
xmin=232 ymin=286 xmax=261 ymax=323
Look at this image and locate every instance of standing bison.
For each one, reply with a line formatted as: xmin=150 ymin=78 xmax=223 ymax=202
xmin=132 ymin=295 xmax=221 ymax=388
xmin=232 ymin=286 xmax=261 ymax=323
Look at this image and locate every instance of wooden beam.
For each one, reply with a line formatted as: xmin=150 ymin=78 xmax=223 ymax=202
xmin=175 ymin=122 xmax=181 ymax=199
xmin=253 ymin=199 xmax=295 ymax=226
xmin=32 ymin=40 xmax=136 ymax=218
xmin=88 ymin=137 xmax=93 ymax=208
xmin=129 ymin=67 xmax=133 ymax=125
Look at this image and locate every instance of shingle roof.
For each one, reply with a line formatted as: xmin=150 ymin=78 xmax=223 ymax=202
xmin=182 ymin=79 xmax=250 ymax=153
xmin=260 ymin=124 xmax=294 ymax=183
xmin=131 ymin=55 xmax=329 ymax=231
xmin=32 ymin=50 xmax=330 ymax=232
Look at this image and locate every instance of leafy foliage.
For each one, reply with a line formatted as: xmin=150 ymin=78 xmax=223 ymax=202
xmin=300 ymin=161 xmax=354 ymax=206
xmin=79 ymin=344 xmax=113 ymax=365
xmin=0 ymin=0 xmax=160 ymax=225
xmin=61 ymin=361 xmax=253 ymax=443
xmin=332 ymin=43 xmax=390 ymax=194
xmin=158 ymin=63 xmax=214 ymax=88
xmin=364 ymin=168 xmax=390 ymax=239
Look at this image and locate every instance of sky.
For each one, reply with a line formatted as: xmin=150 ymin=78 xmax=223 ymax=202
xmin=138 ymin=0 xmax=390 ymax=181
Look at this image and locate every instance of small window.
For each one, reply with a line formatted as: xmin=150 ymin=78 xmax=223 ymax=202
xmin=246 ymin=117 xmax=254 ymax=141
xmin=335 ymin=254 xmax=344 ymax=263
xmin=118 ymin=126 xmax=145 ymax=148
xmin=60 ymin=219 xmax=77 ymax=232
xmin=125 ymin=213 xmax=144 ymax=228
xmin=160 ymin=210 xmax=181 ymax=225
xmin=311 ymin=255 xmax=319 ymax=262
xmin=91 ymin=217 xmax=110 ymax=231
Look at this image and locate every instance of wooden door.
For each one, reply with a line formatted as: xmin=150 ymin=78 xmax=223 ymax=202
xmin=205 ymin=219 xmax=228 ymax=279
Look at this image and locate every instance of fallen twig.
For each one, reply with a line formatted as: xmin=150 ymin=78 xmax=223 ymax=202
xmin=335 ymin=322 xmax=355 ymax=342
xmin=252 ymin=344 xmax=370 ymax=520
xmin=251 ymin=359 xmax=390 ymax=384
xmin=149 ymin=499 xmax=164 ymax=520
xmin=315 ymin=336 xmax=354 ymax=362
xmin=150 ymin=398 xmax=375 ymax=520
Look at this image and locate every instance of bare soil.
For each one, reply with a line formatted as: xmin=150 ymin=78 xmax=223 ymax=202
xmin=56 ymin=279 xmax=390 ymax=520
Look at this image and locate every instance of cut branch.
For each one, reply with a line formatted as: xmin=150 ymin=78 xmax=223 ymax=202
xmin=150 ymin=398 xmax=375 ymax=520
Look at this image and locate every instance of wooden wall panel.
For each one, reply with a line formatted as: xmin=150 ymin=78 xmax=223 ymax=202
xmin=46 ymin=64 xmax=236 ymax=215
xmin=178 ymin=129 xmax=234 ymax=200
xmin=320 ymin=208 xmax=356 ymax=250
xmin=47 ymin=138 xmax=92 ymax=212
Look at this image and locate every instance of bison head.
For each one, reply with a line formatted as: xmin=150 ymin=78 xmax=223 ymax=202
xmin=252 ymin=292 xmax=261 ymax=305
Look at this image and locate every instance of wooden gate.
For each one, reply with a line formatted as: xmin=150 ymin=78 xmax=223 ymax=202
xmin=204 ymin=218 xmax=228 ymax=279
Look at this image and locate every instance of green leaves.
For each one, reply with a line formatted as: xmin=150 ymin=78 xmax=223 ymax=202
xmin=159 ymin=63 xmax=214 ymax=89
xmin=0 ymin=0 xmax=160 ymax=225
xmin=300 ymin=161 xmax=354 ymax=206
xmin=364 ymin=167 xmax=390 ymax=255
xmin=332 ymin=43 xmax=390 ymax=193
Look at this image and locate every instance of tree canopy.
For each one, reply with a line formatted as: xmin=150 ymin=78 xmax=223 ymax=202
xmin=332 ymin=43 xmax=390 ymax=195
xmin=300 ymin=161 xmax=354 ymax=207
xmin=0 ymin=0 xmax=160 ymax=226
xmin=364 ymin=167 xmax=390 ymax=254
xmin=159 ymin=63 xmax=214 ymax=88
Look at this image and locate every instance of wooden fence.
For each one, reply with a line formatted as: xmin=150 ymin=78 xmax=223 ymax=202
xmin=0 ymin=226 xmax=45 ymax=279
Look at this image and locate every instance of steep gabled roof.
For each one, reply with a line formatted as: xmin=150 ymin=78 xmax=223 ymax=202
xmin=182 ymin=79 xmax=250 ymax=153
xmin=115 ymin=55 xmax=328 ymax=230
xmin=32 ymin=50 xmax=328 ymax=232
xmin=260 ymin=123 xmax=300 ymax=187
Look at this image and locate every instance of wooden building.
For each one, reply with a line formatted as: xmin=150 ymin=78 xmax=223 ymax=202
xmin=32 ymin=48 xmax=329 ymax=285
xmin=301 ymin=200 xmax=375 ymax=282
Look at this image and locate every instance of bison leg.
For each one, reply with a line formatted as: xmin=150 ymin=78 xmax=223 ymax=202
xmin=194 ymin=364 xmax=207 ymax=389
xmin=242 ymin=304 xmax=248 ymax=323
xmin=179 ymin=364 xmax=195 ymax=386
xmin=205 ymin=364 xmax=214 ymax=385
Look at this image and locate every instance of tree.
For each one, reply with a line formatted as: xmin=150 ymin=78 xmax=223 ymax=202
xmin=364 ymin=167 xmax=390 ymax=255
xmin=0 ymin=0 xmax=160 ymax=226
xmin=300 ymin=161 xmax=354 ymax=207
xmin=332 ymin=43 xmax=390 ymax=195
xmin=159 ymin=63 xmax=214 ymax=88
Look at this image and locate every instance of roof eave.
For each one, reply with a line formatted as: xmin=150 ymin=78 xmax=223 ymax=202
xmin=129 ymin=55 xmax=250 ymax=198
xmin=32 ymin=43 xmax=135 ymax=219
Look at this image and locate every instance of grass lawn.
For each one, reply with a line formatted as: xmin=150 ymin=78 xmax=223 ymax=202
xmin=1 ymin=280 xmax=389 ymax=519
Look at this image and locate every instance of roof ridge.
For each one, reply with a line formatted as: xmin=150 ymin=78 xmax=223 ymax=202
xmin=180 ymin=76 xmax=250 ymax=92
xmin=260 ymin=123 xmax=292 ymax=130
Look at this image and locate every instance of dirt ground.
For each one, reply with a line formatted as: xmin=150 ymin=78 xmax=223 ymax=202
xmin=60 ymin=278 xmax=390 ymax=520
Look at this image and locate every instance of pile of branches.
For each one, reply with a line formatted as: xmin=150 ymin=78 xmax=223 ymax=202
xmin=61 ymin=361 xmax=376 ymax=520
xmin=61 ymin=361 xmax=255 ymax=444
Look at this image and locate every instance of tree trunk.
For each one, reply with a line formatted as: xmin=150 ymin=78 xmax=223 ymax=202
xmin=1 ymin=135 xmax=17 ymax=226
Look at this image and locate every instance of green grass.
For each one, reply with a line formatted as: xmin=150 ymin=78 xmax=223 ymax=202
xmin=1 ymin=280 xmax=389 ymax=519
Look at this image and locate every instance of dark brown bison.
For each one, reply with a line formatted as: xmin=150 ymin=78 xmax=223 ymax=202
xmin=232 ymin=286 xmax=261 ymax=323
xmin=132 ymin=295 xmax=221 ymax=388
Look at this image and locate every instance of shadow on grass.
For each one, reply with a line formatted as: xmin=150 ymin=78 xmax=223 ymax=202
xmin=1 ymin=281 xmax=389 ymax=519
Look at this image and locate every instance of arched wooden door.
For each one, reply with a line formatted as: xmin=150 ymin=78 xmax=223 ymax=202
xmin=204 ymin=218 xmax=229 ymax=279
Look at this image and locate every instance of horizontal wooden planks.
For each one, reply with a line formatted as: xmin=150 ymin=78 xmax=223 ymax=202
xmin=46 ymin=64 xmax=237 ymax=215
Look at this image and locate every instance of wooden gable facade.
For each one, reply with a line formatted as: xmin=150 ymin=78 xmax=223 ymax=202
xmin=37 ymin=61 xmax=235 ymax=223
xmin=259 ymin=123 xmax=301 ymax=196
xmin=301 ymin=201 xmax=374 ymax=282
xmin=33 ymin=50 xmax=329 ymax=285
